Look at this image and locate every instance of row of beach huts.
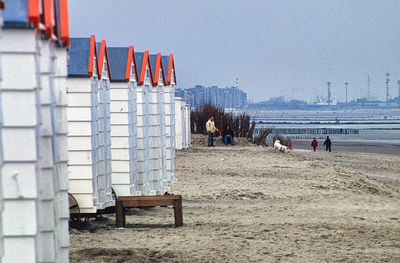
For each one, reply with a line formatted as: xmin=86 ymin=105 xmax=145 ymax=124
xmin=0 ymin=1 xmax=190 ymax=262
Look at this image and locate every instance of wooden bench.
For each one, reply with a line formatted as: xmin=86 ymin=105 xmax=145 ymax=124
xmin=115 ymin=195 xmax=183 ymax=228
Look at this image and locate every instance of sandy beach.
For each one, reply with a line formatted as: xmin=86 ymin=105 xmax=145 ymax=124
xmin=70 ymin=134 xmax=400 ymax=262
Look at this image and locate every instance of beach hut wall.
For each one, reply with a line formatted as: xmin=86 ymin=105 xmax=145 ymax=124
xmin=135 ymin=51 xmax=154 ymax=195
xmin=108 ymin=46 xmax=139 ymax=197
xmin=96 ymin=40 xmax=114 ymax=206
xmin=1 ymin=0 xmax=70 ymax=261
xmin=54 ymin=42 xmax=70 ymax=261
xmin=162 ymin=54 xmax=177 ymax=186
xmin=183 ymin=104 xmax=191 ymax=149
xmin=150 ymin=53 xmax=168 ymax=194
xmin=175 ymin=97 xmax=186 ymax=150
xmin=67 ymin=36 xmax=114 ymax=214
xmin=0 ymin=2 xmax=4 ymax=258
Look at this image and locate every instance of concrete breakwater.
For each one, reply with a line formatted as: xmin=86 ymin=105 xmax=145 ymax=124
xmin=255 ymin=128 xmax=360 ymax=135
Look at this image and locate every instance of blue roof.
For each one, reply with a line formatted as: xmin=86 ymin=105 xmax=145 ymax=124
xmin=162 ymin=55 xmax=170 ymax=82
xmin=108 ymin=47 xmax=129 ymax=82
xmin=2 ymin=0 xmax=31 ymax=28
xmin=149 ymin=54 xmax=158 ymax=81
xmin=135 ymin=52 xmax=145 ymax=79
xmin=67 ymin=38 xmax=91 ymax=77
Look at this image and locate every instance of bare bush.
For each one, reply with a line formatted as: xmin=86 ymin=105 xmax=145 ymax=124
xmin=272 ymin=135 xmax=293 ymax=150
xmin=253 ymin=128 xmax=272 ymax=146
xmin=190 ymin=104 xmax=251 ymax=137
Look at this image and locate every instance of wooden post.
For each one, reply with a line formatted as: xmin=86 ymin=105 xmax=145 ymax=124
xmin=115 ymin=200 xmax=125 ymax=228
xmin=173 ymin=197 xmax=183 ymax=227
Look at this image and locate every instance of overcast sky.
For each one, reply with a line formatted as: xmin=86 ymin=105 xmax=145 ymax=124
xmin=69 ymin=0 xmax=400 ymax=102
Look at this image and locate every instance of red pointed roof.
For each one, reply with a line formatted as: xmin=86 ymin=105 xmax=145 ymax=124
xmin=162 ymin=54 xmax=177 ymax=85
xmin=58 ymin=0 xmax=70 ymax=47
xmin=149 ymin=53 xmax=167 ymax=86
xmin=97 ymin=40 xmax=112 ymax=80
xmin=136 ymin=51 xmax=154 ymax=86
xmin=125 ymin=46 xmax=139 ymax=82
xmin=88 ymin=35 xmax=99 ymax=78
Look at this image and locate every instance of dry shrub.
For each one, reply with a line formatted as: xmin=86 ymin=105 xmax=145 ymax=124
xmin=190 ymin=104 xmax=251 ymax=137
xmin=272 ymin=134 xmax=293 ymax=150
xmin=253 ymin=128 xmax=272 ymax=146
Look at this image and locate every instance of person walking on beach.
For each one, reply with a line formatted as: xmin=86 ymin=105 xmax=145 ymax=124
xmin=222 ymin=124 xmax=235 ymax=145
xmin=206 ymin=116 xmax=218 ymax=146
xmin=323 ymin=136 xmax=332 ymax=152
xmin=311 ymin=137 xmax=318 ymax=152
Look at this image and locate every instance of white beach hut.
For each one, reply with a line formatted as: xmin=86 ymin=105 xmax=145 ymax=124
xmin=183 ymin=104 xmax=191 ymax=149
xmin=134 ymin=51 xmax=155 ymax=195
xmin=53 ymin=0 xmax=71 ymax=258
xmin=1 ymin=0 xmax=70 ymax=262
xmin=175 ymin=97 xmax=186 ymax=150
xmin=0 ymin=0 xmax=4 ymax=258
xmin=67 ymin=36 xmax=114 ymax=214
xmin=150 ymin=53 xmax=168 ymax=193
xmin=108 ymin=46 xmax=139 ymax=197
xmin=162 ymin=54 xmax=177 ymax=185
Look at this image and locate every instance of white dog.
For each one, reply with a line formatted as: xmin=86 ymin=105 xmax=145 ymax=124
xmin=274 ymin=140 xmax=289 ymax=153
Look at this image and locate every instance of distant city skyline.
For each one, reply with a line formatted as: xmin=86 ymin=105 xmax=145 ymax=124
xmin=69 ymin=1 xmax=400 ymax=102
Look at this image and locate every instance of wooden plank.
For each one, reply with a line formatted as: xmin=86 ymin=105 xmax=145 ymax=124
xmin=115 ymin=201 xmax=125 ymax=228
xmin=121 ymin=199 xmax=174 ymax=207
xmin=118 ymin=195 xmax=181 ymax=201
xmin=173 ymin=199 xmax=183 ymax=227
xmin=115 ymin=195 xmax=183 ymax=228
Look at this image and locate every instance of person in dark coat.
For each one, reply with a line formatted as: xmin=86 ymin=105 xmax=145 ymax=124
xmin=222 ymin=124 xmax=235 ymax=145
xmin=311 ymin=137 xmax=318 ymax=152
xmin=323 ymin=136 xmax=332 ymax=152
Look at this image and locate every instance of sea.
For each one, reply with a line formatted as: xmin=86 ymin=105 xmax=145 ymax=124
xmin=245 ymin=108 xmax=400 ymax=145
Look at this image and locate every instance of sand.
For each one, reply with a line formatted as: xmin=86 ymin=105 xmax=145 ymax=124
xmin=69 ymin=134 xmax=400 ymax=262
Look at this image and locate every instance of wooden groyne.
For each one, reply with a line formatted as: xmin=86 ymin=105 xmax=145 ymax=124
xmin=255 ymin=128 xmax=359 ymax=135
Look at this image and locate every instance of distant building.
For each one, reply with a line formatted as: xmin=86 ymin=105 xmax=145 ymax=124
xmin=175 ymin=85 xmax=247 ymax=109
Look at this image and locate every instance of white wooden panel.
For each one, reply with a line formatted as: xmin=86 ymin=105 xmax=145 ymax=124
xmin=67 ymin=107 xmax=92 ymax=121
xmin=113 ymin=185 xmax=131 ymax=197
xmin=3 ymin=200 xmax=37 ymax=235
xmin=38 ymin=200 xmax=55 ymax=230
xmin=110 ymin=101 xmax=129 ymax=112
xmin=111 ymin=173 xmax=130 ymax=184
xmin=68 ymin=137 xmax=92 ymax=150
xmin=1 ymin=163 xmax=37 ymax=199
xmin=40 ymin=76 xmax=51 ymax=104
xmin=110 ymin=137 xmax=129 ymax=148
xmin=40 ymin=105 xmax=53 ymax=136
xmin=39 ymin=39 xmax=51 ymax=71
xmin=69 ymin=194 xmax=96 ymax=212
xmin=111 ymin=160 xmax=130 ymax=172
xmin=67 ymin=78 xmax=92 ymax=93
xmin=38 ymin=169 xmax=55 ymax=199
xmin=1 ymin=91 xmax=37 ymax=126
xmin=68 ymin=151 xmax=92 ymax=165
xmin=68 ymin=165 xmax=92 ymax=180
xmin=68 ymin=93 xmax=92 ymax=107
xmin=111 ymin=149 xmax=130 ymax=160
xmin=2 ymin=29 xmax=36 ymax=52
xmin=38 ymin=136 xmax=54 ymax=168
xmin=1 ymin=55 xmax=36 ymax=91
xmin=3 ymin=237 xmax=36 ymax=263
xmin=2 ymin=128 xmax=37 ymax=161
xmin=69 ymin=179 xmax=93 ymax=194
xmin=111 ymin=126 xmax=129 ymax=137
xmin=58 ymin=163 xmax=70 ymax=191
xmin=110 ymin=113 xmax=129 ymax=125
xmin=110 ymin=89 xmax=128 ymax=100
xmin=68 ymin=121 xmax=91 ymax=136
xmin=55 ymin=106 xmax=68 ymax=134
xmin=38 ymin=232 xmax=56 ymax=262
